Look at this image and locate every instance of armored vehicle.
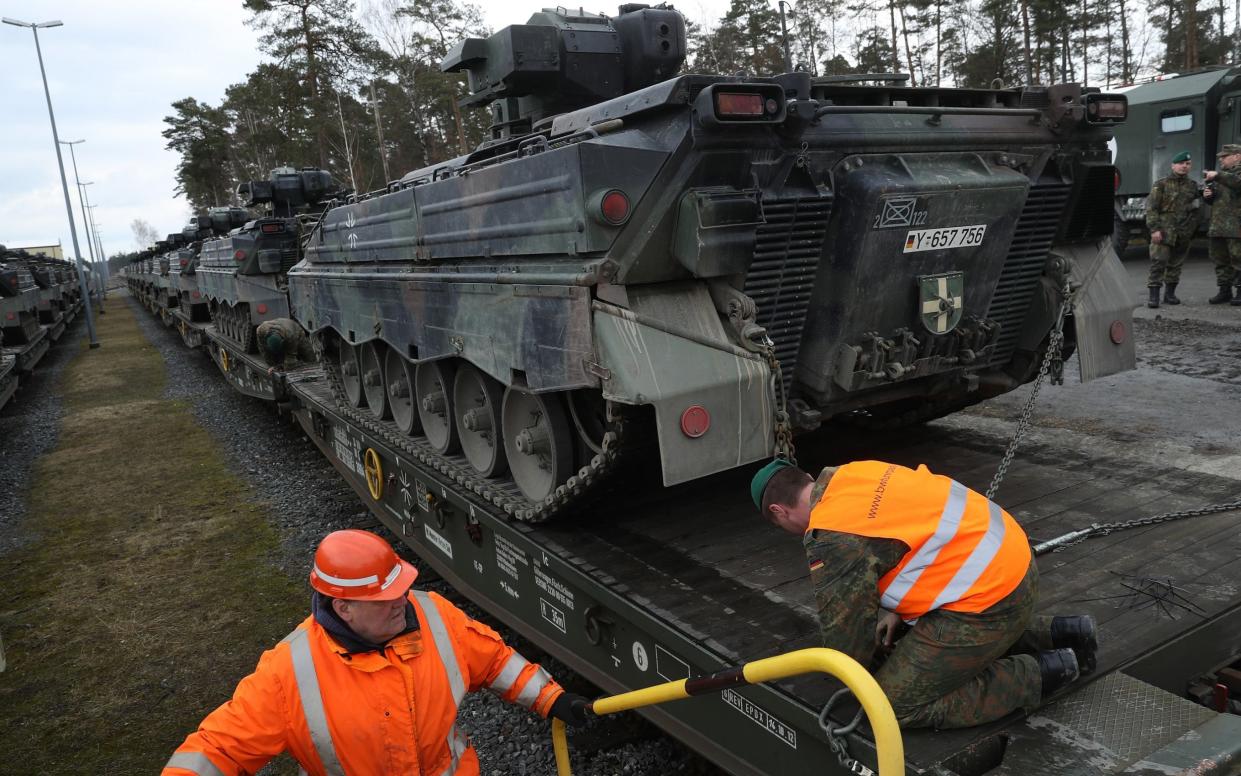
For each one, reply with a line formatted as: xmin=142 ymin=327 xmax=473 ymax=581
xmin=155 ymin=232 xmax=189 ymax=326
xmin=288 ymin=4 xmax=1132 ymax=520
xmin=1112 ymin=66 xmax=1241 ymax=249
xmin=197 ymin=167 xmax=339 ymax=352
xmin=0 ymin=249 xmax=52 ymax=377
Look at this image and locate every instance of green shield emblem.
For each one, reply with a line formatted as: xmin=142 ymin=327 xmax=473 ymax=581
xmin=918 ymin=272 xmax=964 ymax=334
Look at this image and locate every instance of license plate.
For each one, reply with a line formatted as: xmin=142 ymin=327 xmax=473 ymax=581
xmin=903 ymin=225 xmax=987 ymax=253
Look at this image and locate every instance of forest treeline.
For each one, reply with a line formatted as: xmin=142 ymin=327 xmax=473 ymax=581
xmin=162 ymin=0 xmax=1236 ymax=215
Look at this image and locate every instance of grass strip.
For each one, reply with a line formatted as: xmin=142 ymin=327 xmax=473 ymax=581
xmin=0 ymin=301 xmax=306 ymax=774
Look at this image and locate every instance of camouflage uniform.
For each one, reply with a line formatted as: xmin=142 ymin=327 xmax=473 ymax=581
xmin=1144 ymin=173 xmax=1199 ymax=287
xmin=256 ymin=318 xmax=315 ymax=367
xmin=1207 ymin=153 xmax=1241 ymax=290
xmin=804 ymin=467 xmax=1052 ymax=729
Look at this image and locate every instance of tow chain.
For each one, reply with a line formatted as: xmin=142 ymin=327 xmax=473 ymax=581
xmin=977 ymin=274 xmax=1241 ymax=550
xmin=984 ymin=275 xmax=1071 ymax=501
xmin=763 ymin=336 xmax=796 ymax=464
xmin=818 ymin=689 xmax=875 ymax=775
xmin=1035 ymin=498 xmax=1241 ymax=554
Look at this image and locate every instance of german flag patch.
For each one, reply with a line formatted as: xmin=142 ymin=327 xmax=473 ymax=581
xmin=809 ymin=558 xmax=824 ymax=572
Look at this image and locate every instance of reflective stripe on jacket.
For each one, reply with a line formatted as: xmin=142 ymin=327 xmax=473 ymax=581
xmin=807 ymin=461 xmax=1030 ymax=620
xmin=163 ymin=590 xmax=563 ymax=776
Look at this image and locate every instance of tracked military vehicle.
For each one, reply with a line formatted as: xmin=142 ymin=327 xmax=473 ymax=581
xmin=198 ymin=167 xmax=339 ymax=352
xmin=287 ymin=4 xmax=1133 ymax=520
xmin=171 ymin=208 xmax=251 ymax=346
xmin=155 ymin=232 xmax=190 ymax=326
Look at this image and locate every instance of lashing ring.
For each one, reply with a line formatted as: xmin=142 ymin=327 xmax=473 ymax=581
xmin=364 ymin=448 xmax=384 ymax=501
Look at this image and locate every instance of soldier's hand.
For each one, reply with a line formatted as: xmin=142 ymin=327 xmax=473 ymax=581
xmin=1205 ymin=170 xmax=1218 ymax=181
xmin=1150 ymin=230 xmax=1163 ymax=244
xmin=1204 ymin=186 xmax=1215 ymax=199
xmin=549 ymin=692 xmax=592 ymax=726
xmin=875 ymin=610 xmax=902 ymax=649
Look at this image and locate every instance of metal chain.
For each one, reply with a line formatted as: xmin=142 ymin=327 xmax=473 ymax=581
xmin=818 ymin=690 xmax=875 ymax=776
xmin=1036 ymin=498 xmax=1241 ymax=554
xmin=763 ymin=337 xmax=796 ymax=464
xmin=985 ymin=275 xmax=1072 ymax=501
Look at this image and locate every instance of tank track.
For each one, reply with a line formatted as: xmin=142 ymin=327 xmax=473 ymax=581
xmin=319 ymin=349 xmax=628 ymax=523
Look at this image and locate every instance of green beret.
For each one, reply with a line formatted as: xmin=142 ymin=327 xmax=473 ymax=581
xmin=751 ymin=458 xmax=793 ymax=509
xmin=1171 ymin=151 xmax=1191 ymax=164
xmin=265 ymin=332 xmax=286 ymax=357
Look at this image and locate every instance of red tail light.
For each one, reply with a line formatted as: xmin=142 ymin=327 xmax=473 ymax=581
xmin=1114 ymin=169 xmax=1122 ymax=192
xmin=192 ymin=291 xmax=201 ymax=299
xmin=234 ymin=250 xmax=247 ymax=262
xmin=180 ymin=259 xmax=188 ymax=267
xmin=257 ymin=303 xmax=268 ymax=314
xmin=261 ymin=223 xmax=284 ymax=234
xmin=715 ymin=92 xmax=765 ymax=117
xmin=602 ymin=191 xmax=629 ymax=224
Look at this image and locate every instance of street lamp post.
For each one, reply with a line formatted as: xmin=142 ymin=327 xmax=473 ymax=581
xmin=80 ymin=184 xmax=107 ymax=306
xmin=60 ymin=141 xmax=97 ymax=266
xmin=3 ymin=16 xmax=99 ymax=348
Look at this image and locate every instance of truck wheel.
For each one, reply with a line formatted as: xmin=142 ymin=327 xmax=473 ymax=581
xmin=1112 ymin=214 xmax=1130 ymax=259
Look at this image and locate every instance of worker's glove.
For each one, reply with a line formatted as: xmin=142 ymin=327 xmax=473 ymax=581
xmin=549 ymin=692 xmax=592 ymax=726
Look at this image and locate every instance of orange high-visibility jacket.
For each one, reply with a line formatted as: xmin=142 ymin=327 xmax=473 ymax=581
xmin=809 ymin=461 xmax=1031 ymax=620
xmin=163 ymin=590 xmax=563 ymax=776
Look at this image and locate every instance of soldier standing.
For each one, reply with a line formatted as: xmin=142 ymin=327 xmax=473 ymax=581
xmin=1202 ymin=143 xmax=1241 ymax=304
xmin=1144 ymin=151 xmax=1199 ymax=308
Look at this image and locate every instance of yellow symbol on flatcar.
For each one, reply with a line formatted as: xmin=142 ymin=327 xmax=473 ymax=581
xmin=364 ymin=448 xmax=384 ymax=501
xmin=220 ymin=348 xmax=230 ymax=371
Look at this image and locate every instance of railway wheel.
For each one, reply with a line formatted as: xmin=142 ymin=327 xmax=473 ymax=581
xmin=415 ymin=361 xmax=460 ymax=454
xmin=453 ymin=363 xmax=507 ymax=478
xmin=339 ymin=342 xmax=366 ymax=409
xmin=502 ymin=388 xmax=573 ymax=503
xmin=385 ymin=348 xmax=420 ymax=436
xmin=360 ymin=341 xmax=390 ymax=420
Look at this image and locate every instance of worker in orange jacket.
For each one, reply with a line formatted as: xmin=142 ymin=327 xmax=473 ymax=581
xmin=752 ymin=459 xmax=1099 ymax=729
xmin=163 ymin=529 xmax=590 ymax=776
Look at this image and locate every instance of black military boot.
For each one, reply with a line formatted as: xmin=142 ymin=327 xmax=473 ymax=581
xmin=1050 ymin=615 xmax=1099 ymax=674
xmin=1147 ymin=286 xmax=1160 ymax=308
xmin=1209 ymin=285 xmax=1233 ymax=304
xmin=1163 ymin=283 xmax=1181 ymax=305
xmin=1038 ymin=648 xmax=1080 ymax=699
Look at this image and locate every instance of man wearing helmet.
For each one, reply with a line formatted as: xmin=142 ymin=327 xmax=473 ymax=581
xmin=163 ymin=529 xmax=590 ymax=776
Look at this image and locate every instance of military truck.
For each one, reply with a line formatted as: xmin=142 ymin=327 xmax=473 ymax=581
xmin=1112 ymin=66 xmax=1241 ymax=251
xmin=197 ymin=168 xmax=340 ymax=351
xmin=288 ymin=3 xmax=1134 ymax=521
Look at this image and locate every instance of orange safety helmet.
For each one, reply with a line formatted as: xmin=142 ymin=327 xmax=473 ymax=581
xmin=309 ymin=529 xmax=419 ymax=601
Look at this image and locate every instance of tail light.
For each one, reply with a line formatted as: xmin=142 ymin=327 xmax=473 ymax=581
xmin=695 ymin=83 xmax=786 ymax=126
xmin=588 ymin=189 xmax=631 ymax=226
xmin=260 ymin=222 xmax=284 ymax=234
xmin=234 ymin=250 xmax=247 ymax=262
xmin=1114 ymin=169 xmax=1122 ymax=192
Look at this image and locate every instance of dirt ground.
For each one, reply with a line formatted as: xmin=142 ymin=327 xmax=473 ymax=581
xmin=0 ymin=300 xmax=307 ymax=774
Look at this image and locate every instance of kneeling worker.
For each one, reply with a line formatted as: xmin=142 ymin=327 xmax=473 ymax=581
xmin=752 ymin=459 xmax=1098 ymax=729
xmin=164 ymin=529 xmax=590 ymax=775
xmin=256 ymin=317 xmax=316 ymax=371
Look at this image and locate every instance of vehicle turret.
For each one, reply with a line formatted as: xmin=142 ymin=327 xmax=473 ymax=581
xmin=442 ymin=3 xmax=686 ymax=140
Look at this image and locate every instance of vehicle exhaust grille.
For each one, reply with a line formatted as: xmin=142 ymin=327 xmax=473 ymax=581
xmin=986 ymin=183 xmax=1071 ymax=366
xmin=743 ymin=194 xmax=834 ymax=389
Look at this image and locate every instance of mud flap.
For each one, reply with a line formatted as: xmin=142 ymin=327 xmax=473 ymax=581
xmin=1058 ymin=238 xmax=1137 ymax=382
xmin=592 ymin=287 xmax=774 ymax=486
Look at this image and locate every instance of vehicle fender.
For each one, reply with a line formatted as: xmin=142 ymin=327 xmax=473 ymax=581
xmin=591 ymin=283 xmax=773 ymax=486
xmin=1059 ymin=238 xmax=1137 ymax=382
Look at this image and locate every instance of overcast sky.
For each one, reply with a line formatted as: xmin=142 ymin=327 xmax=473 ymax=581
xmin=1 ymin=0 xmax=730 ymax=259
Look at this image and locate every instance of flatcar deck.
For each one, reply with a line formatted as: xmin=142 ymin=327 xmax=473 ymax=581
xmin=276 ymin=363 xmax=1241 ymax=776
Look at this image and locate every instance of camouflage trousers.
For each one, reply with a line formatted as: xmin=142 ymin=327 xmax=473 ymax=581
xmin=1147 ymin=238 xmax=1192 ymax=286
xmin=1208 ymin=237 xmax=1241 ymax=286
xmin=873 ymin=563 xmax=1047 ymax=729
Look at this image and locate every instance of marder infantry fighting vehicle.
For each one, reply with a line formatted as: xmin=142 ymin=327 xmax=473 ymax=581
xmin=288 ymin=4 xmax=1134 ymax=520
xmin=156 ymin=232 xmax=189 ymax=326
xmin=171 ymin=207 xmax=250 ymax=346
xmin=198 ymin=167 xmax=340 ymax=352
